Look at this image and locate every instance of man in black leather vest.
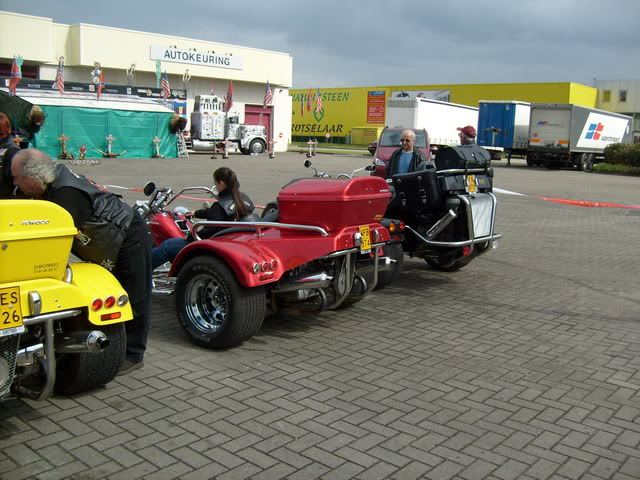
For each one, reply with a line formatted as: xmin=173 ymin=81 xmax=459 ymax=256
xmin=11 ymin=149 xmax=152 ymax=375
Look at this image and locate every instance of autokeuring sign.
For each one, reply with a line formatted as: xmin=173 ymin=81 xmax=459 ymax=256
xmin=150 ymin=46 xmax=243 ymax=70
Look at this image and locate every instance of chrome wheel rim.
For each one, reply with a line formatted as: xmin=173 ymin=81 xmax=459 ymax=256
xmin=185 ymin=274 xmax=228 ymax=333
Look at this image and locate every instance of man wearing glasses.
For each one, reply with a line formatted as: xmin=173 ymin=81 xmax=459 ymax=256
xmin=385 ymin=129 xmax=428 ymax=178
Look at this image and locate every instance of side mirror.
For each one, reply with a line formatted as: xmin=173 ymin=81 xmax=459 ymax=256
xmin=304 ymin=160 xmax=312 ymax=168
xmin=364 ymin=165 xmax=375 ymax=172
xmin=143 ymin=182 xmax=156 ymax=196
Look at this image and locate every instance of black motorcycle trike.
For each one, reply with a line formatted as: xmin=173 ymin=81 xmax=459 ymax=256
xmin=376 ymin=144 xmax=502 ymax=287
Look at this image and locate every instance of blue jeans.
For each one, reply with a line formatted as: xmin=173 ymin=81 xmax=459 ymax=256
xmin=151 ymin=237 xmax=188 ymax=269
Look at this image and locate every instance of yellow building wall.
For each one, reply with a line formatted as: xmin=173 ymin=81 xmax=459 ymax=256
xmin=291 ymin=82 xmax=597 ymax=143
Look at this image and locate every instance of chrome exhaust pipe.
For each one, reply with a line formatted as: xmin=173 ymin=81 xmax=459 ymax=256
xmin=272 ymin=273 xmax=333 ymax=293
xmin=16 ymin=343 xmax=45 ymax=367
xmin=54 ymin=331 xmax=110 ymax=353
xmin=426 ymin=209 xmax=457 ymax=239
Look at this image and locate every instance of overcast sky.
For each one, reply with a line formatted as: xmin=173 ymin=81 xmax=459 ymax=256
xmin=4 ymin=0 xmax=639 ymax=89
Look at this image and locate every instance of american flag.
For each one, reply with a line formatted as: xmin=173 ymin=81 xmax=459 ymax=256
xmin=55 ymin=59 xmax=64 ymax=94
xmin=161 ymin=72 xmax=171 ymax=100
xmin=96 ymin=69 xmax=105 ymax=100
xmin=315 ymin=88 xmax=323 ymax=113
xmin=263 ymin=80 xmax=273 ymax=108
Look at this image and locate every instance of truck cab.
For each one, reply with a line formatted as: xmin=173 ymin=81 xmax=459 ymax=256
xmin=190 ymin=95 xmax=267 ymax=154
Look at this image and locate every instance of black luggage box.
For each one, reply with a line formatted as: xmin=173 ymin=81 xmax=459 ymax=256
xmin=391 ymin=165 xmax=441 ymax=212
xmin=435 ymin=145 xmax=491 ymax=170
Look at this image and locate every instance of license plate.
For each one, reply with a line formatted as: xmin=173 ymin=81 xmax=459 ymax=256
xmin=0 ymin=287 xmax=24 ymax=337
xmin=466 ymin=175 xmax=477 ymax=193
xmin=359 ymin=225 xmax=371 ymax=253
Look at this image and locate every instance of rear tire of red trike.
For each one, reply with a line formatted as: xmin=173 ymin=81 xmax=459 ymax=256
xmin=175 ymin=256 xmax=266 ymax=349
xmin=375 ymin=242 xmax=404 ymax=289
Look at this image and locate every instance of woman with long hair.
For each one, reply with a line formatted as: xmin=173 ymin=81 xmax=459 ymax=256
xmin=151 ymin=167 xmax=255 ymax=269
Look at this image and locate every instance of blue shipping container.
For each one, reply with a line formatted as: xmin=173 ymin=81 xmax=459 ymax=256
xmin=477 ymin=101 xmax=530 ymax=152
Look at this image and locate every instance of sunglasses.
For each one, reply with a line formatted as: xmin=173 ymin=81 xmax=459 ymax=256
xmin=400 ymin=139 xmax=412 ymax=143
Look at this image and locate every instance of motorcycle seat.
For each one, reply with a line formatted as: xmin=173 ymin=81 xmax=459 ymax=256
xmin=209 ymin=212 xmax=263 ymax=238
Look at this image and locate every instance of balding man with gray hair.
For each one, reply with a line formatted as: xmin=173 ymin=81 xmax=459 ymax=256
xmin=12 ymin=149 xmax=152 ymax=375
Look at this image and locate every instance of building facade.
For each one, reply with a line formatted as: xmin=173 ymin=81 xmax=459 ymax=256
xmin=0 ymin=11 xmax=293 ymax=151
xmin=291 ymin=82 xmax=598 ymax=144
xmin=596 ymin=79 xmax=640 ymax=143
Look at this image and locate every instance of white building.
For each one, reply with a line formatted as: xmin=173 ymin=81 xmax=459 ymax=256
xmin=596 ymin=79 xmax=640 ymax=143
xmin=0 ymin=10 xmax=293 ymax=151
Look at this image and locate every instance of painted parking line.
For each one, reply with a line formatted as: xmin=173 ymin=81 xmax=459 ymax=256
xmin=494 ymin=187 xmax=640 ymax=209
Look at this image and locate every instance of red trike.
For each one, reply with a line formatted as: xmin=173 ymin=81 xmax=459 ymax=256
xmin=135 ymin=170 xmax=394 ymax=349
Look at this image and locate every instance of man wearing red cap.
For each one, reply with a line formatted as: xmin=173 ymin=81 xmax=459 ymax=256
xmin=457 ymin=125 xmax=477 ymax=145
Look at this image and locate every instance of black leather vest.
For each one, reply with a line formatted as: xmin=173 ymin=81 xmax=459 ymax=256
xmin=48 ymin=165 xmax=134 ymax=270
xmin=216 ymin=191 xmax=255 ymax=218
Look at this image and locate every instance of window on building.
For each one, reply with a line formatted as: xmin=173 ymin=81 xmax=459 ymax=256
xmin=603 ymin=90 xmax=611 ymax=102
xmin=619 ymin=90 xmax=627 ymax=102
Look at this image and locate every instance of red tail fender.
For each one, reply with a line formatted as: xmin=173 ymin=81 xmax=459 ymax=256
xmin=169 ymin=236 xmax=284 ymax=288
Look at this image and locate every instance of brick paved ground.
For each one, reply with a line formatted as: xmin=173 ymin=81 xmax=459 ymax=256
xmin=1 ymin=154 xmax=639 ymax=479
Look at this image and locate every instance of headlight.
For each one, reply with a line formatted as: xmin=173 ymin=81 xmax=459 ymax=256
xmin=374 ymin=158 xmax=386 ymax=167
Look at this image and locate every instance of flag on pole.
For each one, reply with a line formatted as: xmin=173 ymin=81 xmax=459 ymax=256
xmin=9 ymin=56 xmax=22 ymax=96
xmin=306 ymin=88 xmax=313 ymax=111
xmin=161 ymin=72 xmax=171 ymax=100
xmin=55 ymin=58 xmax=65 ymax=94
xmin=225 ymin=80 xmax=234 ymax=112
xmin=315 ymin=87 xmax=323 ymax=113
xmin=263 ymin=80 xmax=273 ymax=108
xmin=96 ymin=68 xmax=105 ymax=100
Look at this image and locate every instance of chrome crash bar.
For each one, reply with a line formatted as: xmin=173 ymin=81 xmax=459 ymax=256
xmin=191 ymin=220 xmax=329 ymax=240
xmin=405 ymin=192 xmax=502 ymax=248
xmin=21 ymin=309 xmax=82 ymax=401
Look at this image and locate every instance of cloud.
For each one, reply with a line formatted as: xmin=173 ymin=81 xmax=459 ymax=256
xmin=3 ymin=0 xmax=639 ymax=88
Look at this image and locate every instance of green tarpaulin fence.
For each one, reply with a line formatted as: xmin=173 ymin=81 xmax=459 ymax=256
xmin=32 ymin=106 xmax=177 ymax=159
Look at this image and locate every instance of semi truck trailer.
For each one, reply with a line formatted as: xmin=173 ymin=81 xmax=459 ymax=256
xmin=385 ymin=97 xmax=488 ymax=151
xmin=477 ymin=101 xmax=531 ymax=161
xmin=527 ymin=103 xmax=632 ymax=170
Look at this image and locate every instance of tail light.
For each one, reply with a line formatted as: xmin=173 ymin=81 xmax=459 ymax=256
xmin=462 ymin=246 xmax=472 ymax=256
xmin=101 ymin=312 xmax=122 ymax=321
xmin=117 ymin=294 xmax=129 ymax=306
xmin=91 ymin=298 xmax=103 ymax=311
xmin=398 ymin=221 xmax=406 ymax=230
xmin=388 ymin=222 xmax=396 ymax=233
xmin=104 ymin=296 xmax=116 ymax=308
